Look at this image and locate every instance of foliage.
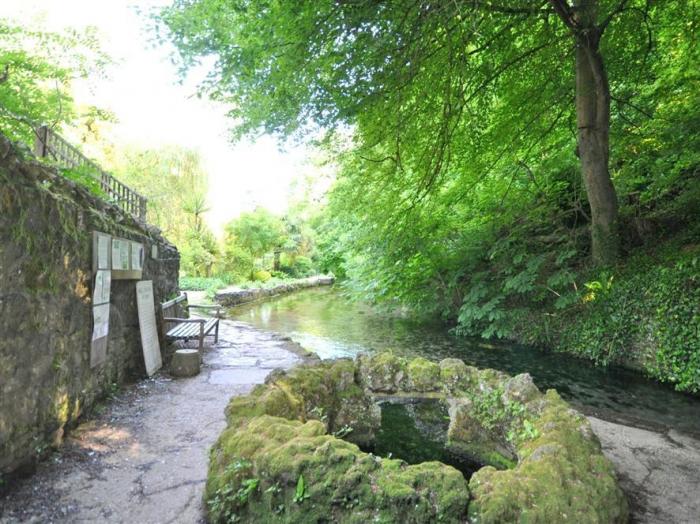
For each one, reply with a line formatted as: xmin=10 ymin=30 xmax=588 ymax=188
xmin=252 ymin=270 xmax=271 ymax=283
xmin=111 ymin=145 xmax=218 ymax=276
xmin=546 ymin=247 xmax=700 ymax=393
xmin=219 ymin=244 xmax=256 ymax=283
xmin=59 ymin=165 xmax=106 ymax=199
xmin=179 ymin=276 xmax=227 ymax=295
xmin=157 ymin=0 xmax=698 ymax=387
xmin=224 ymin=208 xmax=285 ymax=259
xmin=222 ymin=207 xmax=322 ymax=280
xmin=0 ymin=20 xmax=110 ymax=144
xmin=279 ymin=255 xmax=314 ymax=278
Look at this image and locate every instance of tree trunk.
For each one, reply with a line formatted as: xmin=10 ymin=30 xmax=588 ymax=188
xmin=555 ymin=0 xmax=620 ymax=265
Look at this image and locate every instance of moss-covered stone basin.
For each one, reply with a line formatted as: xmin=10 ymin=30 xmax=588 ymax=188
xmin=206 ymin=353 xmax=628 ymax=523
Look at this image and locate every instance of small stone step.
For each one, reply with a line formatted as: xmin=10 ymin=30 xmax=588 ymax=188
xmin=171 ymin=349 xmax=200 ymax=377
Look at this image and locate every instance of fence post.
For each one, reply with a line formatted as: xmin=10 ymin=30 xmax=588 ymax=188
xmin=34 ymin=125 xmax=48 ymax=158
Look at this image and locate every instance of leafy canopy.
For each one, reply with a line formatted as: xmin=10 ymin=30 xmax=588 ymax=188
xmin=0 ymin=19 xmax=110 ymax=144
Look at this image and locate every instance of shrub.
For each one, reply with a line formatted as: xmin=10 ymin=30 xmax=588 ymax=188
xmin=253 ymin=270 xmax=272 ymax=282
xmin=280 ymin=255 xmax=316 ymax=278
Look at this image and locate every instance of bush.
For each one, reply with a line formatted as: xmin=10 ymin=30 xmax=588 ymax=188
xmin=220 ymin=245 xmax=255 ymax=283
xmin=179 ymin=276 xmax=227 ymax=298
xmin=280 ymin=255 xmax=316 ymax=278
xmin=253 ymin=270 xmax=272 ymax=282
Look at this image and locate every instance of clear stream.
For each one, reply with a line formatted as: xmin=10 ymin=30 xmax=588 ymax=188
xmin=227 ymin=286 xmax=700 ymax=435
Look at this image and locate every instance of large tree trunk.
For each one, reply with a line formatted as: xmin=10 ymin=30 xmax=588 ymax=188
xmin=576 ymin=39 xmax=619 ymax=265
xmin=554 ymin=0 xmax=620 ymax=265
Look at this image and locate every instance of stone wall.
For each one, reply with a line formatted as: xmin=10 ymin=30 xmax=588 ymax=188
xmin=214 ymin=275 xmax=335 ymax=307
xmin=0 ymin=135 xmax=179 ymax=477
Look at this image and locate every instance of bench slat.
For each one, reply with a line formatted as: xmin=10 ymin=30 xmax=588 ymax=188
xmin=166 ymin=318 xmax=219 ymax=340
xmin=167 ymin=323 xmax=199 ymax=338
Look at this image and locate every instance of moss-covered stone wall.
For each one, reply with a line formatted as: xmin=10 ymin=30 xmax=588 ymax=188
xmin=0 ymin=135 xmax=179 ymax=478
xmin=209 ymin=354 xmax=628 ymax=523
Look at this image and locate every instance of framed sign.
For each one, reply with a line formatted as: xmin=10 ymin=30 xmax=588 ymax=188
xmin=90 ymin=302 xmax=110 ymax=367
xmin=92 ymin=231 xmax=144 ymax=279
xmin=93 ymin=269 xmax=112 ymax=305
xmin=112 ymin=239 xmax=130 ymax=271
xmin=131 ymin=241 xmax=144 ymax=271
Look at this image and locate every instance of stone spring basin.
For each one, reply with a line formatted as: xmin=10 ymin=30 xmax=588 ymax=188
xmin=205 ymin=353 xmax=629 ymax=523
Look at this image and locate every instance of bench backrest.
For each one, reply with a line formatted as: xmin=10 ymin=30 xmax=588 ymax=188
xmin=161 ymin=293 xmax=188 ymax=319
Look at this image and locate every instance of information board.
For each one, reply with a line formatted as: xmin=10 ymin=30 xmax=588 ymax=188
xmin=112 ymin=239 xmax=130 ymax=271
xmin=136 ymin=280 xmax=162 ymax=376
xmin=93 ymin=269 xmax=112 ymax=305
xmin=90 ymin=302 xmax=110 ymax=367
xmin=131 ymin=242 xmax=144 ymax=271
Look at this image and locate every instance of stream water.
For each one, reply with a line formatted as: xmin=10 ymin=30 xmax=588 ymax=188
xmin=227 ymin=286 xmax=700 ymax=435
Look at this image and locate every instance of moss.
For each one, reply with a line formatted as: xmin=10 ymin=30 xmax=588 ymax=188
xmin=206 ymin=415 xmax=469 ymax=524
xmin=407 ymin=357 xmax=440 ymax=392
xmin=439 ymin=358 xmax=478 ymax=393
xmin=357 ymin=352 xmax=408 ymax=393
xmin=446 ymin=398 xmax=517 ymax=470
xmin=227 ymin=360 xmax=381 ymax=446
xmin=468 ymin=390 xmax=629 ymax=523
xmin=211 ymin=354 xmax=628 ymax=523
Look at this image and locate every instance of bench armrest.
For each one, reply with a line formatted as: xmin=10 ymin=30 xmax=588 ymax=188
xmin=187 ymin=304 xmax=220 ymax=310
xmin=163 ymin=317 xmax=205 ymax=324
xmin=188 ymin=304 xmax=222 ymax=317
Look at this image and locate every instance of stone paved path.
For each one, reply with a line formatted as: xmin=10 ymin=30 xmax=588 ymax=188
xmin=0 ymin=320 xmax=303 ymax=523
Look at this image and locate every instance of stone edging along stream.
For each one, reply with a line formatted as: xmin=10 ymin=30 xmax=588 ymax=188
xmin=205 ymin=352 xmax=629 ymax=523
xmin=214 ymin=275 xmax=335 ymax=307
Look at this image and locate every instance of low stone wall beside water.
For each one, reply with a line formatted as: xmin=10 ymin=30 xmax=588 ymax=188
xmin=214 ymin=275 xmax=334 ymax=307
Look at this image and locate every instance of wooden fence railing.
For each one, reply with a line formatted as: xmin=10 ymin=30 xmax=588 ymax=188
xmin=34 ymin=125 xmax=148 ymax=220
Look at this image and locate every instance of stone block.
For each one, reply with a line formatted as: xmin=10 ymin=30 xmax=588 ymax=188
xmin=171 ymin=350 xmax=200 ymax=377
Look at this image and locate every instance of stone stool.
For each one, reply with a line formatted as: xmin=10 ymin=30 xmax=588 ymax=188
xmin=171 ymin=349 xmax=200 ymax=377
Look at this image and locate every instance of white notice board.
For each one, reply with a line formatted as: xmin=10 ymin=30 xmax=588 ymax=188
xmin=112 ymin=239 xmax=130 ymax=271
xmin=136 ymin=280 xmax=162 ymax=376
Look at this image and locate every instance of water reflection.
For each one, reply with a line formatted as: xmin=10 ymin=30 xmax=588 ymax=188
xmin=227 ymin=287 xmax=700 ymax=435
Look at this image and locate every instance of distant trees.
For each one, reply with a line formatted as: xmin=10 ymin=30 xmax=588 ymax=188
xmin=221 ymin=207 xmax=319 ymax=280
xmin=112 ymin=145 xmax=218 ymax=277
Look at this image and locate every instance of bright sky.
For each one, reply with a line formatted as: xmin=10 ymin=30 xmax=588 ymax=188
xmin=0 ymin=0 xmax=312 ymax=236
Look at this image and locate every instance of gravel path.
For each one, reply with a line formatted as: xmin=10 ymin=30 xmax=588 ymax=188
xmin=1 ymin=319 xmax=699 ymax=523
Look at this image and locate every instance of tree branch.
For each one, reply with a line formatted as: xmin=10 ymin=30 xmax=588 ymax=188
xmin=549 ymin=0 xmax=578 ymax=31
xmin=599 ymin=0 xmax=630 ymax=34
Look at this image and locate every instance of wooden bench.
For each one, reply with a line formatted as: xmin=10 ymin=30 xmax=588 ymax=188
xmin=161 ymin=293 xmax=221 ymax=351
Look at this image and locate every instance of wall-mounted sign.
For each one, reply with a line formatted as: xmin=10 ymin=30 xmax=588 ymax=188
xmin=90 ymin=302 xmax=110 ymax=367
xmin=92 ymin=232 xmax=145 ymax=280
xmin=93 ymin=269 xmax=112 ymax=305
xmin=131 ymin=242 xmax=144 ymax=271
xmin=95 ymin=232 xmax=111 ymax=270
xmin=112 ymin=239 xmax=130 ymax=271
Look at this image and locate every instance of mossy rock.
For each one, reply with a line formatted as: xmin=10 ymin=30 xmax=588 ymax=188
xmin=468 ymin=390 xmax=628 ymax=523
xmin=407 ymin=357 xmax=440 ymax=392
xmin=209 ymin=353 xmax=628 ymax=523
xmin=439 ymin=358 xmax=478 ymax=393
xmin=357 ymin=352 xmax=408 ymax=393
xmin=226 ymin=359 xmax=380 ymax=446
xmin=206 ymin=415 xmax=469 ymax=523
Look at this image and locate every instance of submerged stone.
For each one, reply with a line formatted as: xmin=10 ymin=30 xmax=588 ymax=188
xmin=208 ymin=353 xmax=629 ymax=523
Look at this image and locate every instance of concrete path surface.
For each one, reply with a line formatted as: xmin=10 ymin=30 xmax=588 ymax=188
xmin=0 ymin=320 xmax=303 ymax=523
xmin=2 ymin=318 xmax=700 ymax=523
